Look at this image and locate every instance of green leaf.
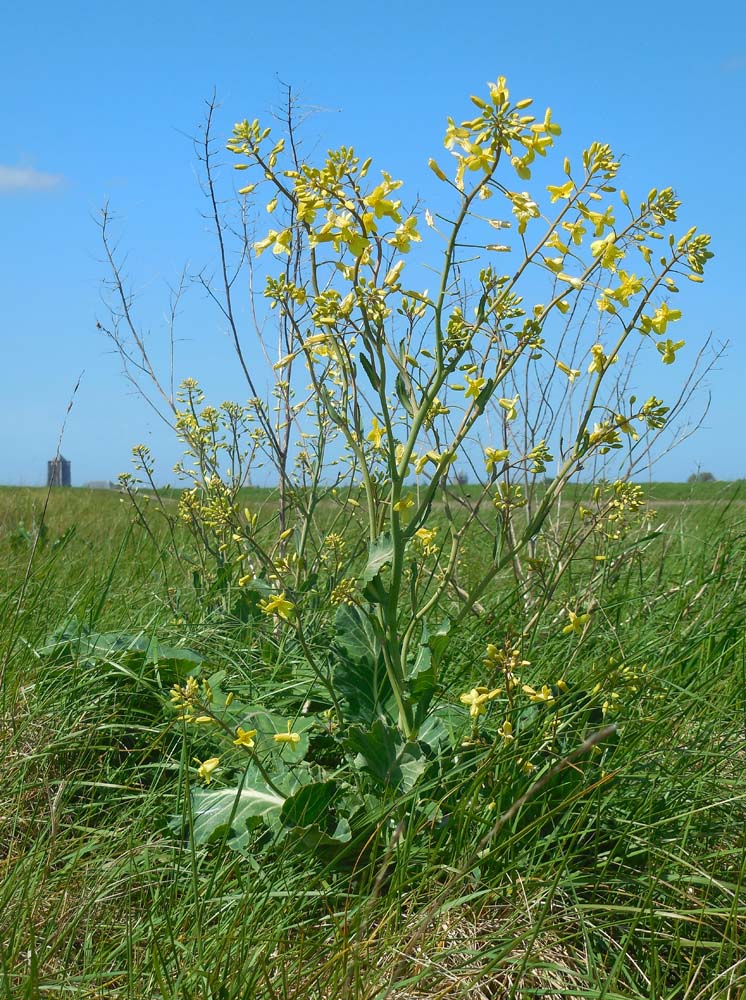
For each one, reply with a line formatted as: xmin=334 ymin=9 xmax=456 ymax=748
xmin=37 ymin=625 xmax=203 ymax=689
xmin=406 ymin=619 xmax=451 ymax=728
xmin=359 ymin=352 xmax=380 ymax=391
xmin=416 ymin=710 xmax=451 ymax=752
xmin=395 ymin=372 xmax=414 ymax=417
xmin=343 ymin=719 xmax=426 ymax=792
xmin=333 ymin=604 xmax=394 ymax=724
xmin=186 ymin=766 xmax=285 ymax=853
xmin=408 ymin=642 xmax=435 ymax=720
xmin=280 ymin=779 xmax=352 ymax=850
xmin=361 ymin=533 xmax=394 ymax=606
xmin=474 ymin=376 xmax=495 ymax=411
xmin=361 ymin=533 xmax=395 ymax=586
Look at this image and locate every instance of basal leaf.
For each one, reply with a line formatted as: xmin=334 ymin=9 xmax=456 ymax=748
xmin=279 ymin=779 xmax=352 ymax=850
xmin=343 ymin=719 xmax=426 ymax=792
xmin=187 ymin=766 xmax=285 ymax=853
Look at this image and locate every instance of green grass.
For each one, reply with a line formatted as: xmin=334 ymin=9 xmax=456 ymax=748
xmin=1 ymin=483 xmax=745 ymax=999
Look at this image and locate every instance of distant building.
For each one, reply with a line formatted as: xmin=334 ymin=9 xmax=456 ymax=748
xmin=47 ymin=455 xmax=71 ymax=487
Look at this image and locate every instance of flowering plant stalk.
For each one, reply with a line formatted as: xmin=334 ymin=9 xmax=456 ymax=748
xmin=104 ymin=77 xmax=713 ymax=865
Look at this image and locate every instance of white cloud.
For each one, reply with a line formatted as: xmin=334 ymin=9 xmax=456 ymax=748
xmin=0 ymin=164 xmax=65 ymax=193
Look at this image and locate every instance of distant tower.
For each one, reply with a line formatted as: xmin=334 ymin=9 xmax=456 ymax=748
xmin=47 ymin=455 xmax=71 ymax=487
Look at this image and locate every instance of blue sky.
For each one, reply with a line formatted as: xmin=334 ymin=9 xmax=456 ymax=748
xmin=2 ymin=0 xmax=744 ymax=486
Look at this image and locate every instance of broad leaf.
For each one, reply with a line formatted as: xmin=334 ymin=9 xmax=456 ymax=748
xmin=38 ymin=624 xmax=203 ymax=675
xmin=333 ymin=604 xmax=394 ymax=724
xmin=361 ymin=533 xmax=395 ymax=586
xmin=280 ymin=779 xmax=352 ymax=850
xmin=344 ymin=719 xmax=426 ymax=792
xmin=361 ymin=535 xmax=394 ymax=606
xmin=186 ymin=766 xmax=285 ymax=853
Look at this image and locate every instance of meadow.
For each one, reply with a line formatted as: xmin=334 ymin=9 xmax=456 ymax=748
xmin=1 ymin=482 xmax=744 ymax=999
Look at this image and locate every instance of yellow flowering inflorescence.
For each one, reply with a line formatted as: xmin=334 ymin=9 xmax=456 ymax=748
xmin=493 ymin=482 xmax=527 ymax=512
xmin=331 ymin=577 xmax=357 ymax=607
xmin=170 ymin=675 xmax=200 ymax=710
xmin=392 ymin=494 xmax=415 ymax=515
xmin=484 ymin=641 xmax=530 ymax=692
xmin=497 ymin=719 xmax=515 ymax=744
xmin=367 ymin=417 xmax=385 ymax=450
xmin=321 ymin=532 xmax=347 ymax=567
xmin=170 ymin=677 xmax=217 ymax=724
xmin=147 ymin=78 xmax=715 ymax=780
xmin=579 ymin=480 xmax=655 ymax=544
xmin=414 ymin=526 xmax=439 ymax=558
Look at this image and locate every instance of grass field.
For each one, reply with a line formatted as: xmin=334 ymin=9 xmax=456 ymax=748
xmin=1 ymin=483 xmax=745 ymax=999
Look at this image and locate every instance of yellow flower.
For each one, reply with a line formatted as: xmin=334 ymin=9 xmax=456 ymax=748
xmin=459 ymin=686 xmax=500 ymax=718
xmin=656 ymin=338 xmax=685 ymax=365
xmin=615 ymin=414 xmax=640 ymax=439
xmin=414 ymin=450 xmax=445 ymax=475
xmin=590 ymin=234 xmax=623 ymax=271
xmin=428 ymin=157 xmax=448 ymax=182
xmin=609 ymin=270 xmax=643 ymax=307
xmin=393 ymin=494 xmax=415 ymax=513
xmin=330 ymin=577 xmax=357 ymax=606
xmin=650 ymin=302 xmax=681 ymax=335
xmin=557 ymin=272 xmax=583 ymax=290
xmin=588 ymin=343 xmax=611 ymax=374
xmin=522 ymin=683 xmax=555 ymax=704
xmin=273 ymin=720 xmax=301 ymax=746
xmin=556 ymin=360 xmax=581 ymax=382
xmin=259 ymin=592 xmax=295 ymax=621
xmin=384 ymin=260 xmax=405 ymax=286
xmin=194 ymin=756 xmax=220 ymax=784
xmin=497 ymin=719 xmax=514 ymax=744
xmin=518 ymin=757 xmax=537 ymax=775
xmin=546 ymin=180 xmax=574 ymax=203
xmin=498 ymin=395 xmax=519 ymax=421
xmin=484 ymin=447 xmax=509 ymax=474
xmin=464 ymin=375 xmax=487 ymax=400
xmin=170 ymin=675 xmax=199 ymax=708
xmin=273 ymin=352 xmax=297 ymax=370
xmin=233 ymin=728 xmax=257 ymax=749
xmin=388 ymin=215 xmax=421 ymax=253
xmin=367 ymin=417 xmax=385 ymax=449
xmin=254 ymin=228 xmax=292 ymax=257
xmin=561 ymin=219 xmax=587 ymax=245
xmin=602 ymin=692 xmax=621 ymax=717
xmin=562 ymin=610 xmax=590 ymax=635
